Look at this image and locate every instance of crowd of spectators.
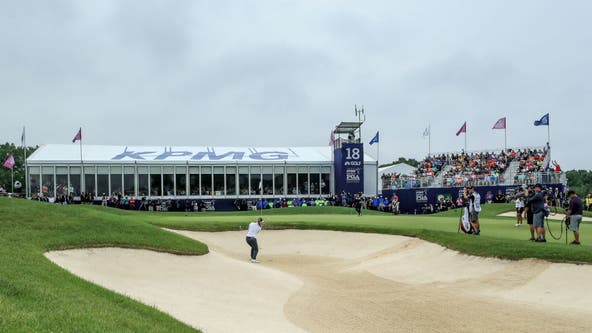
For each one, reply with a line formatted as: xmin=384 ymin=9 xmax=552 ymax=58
xmin=441 ymin=151 xmax=511 ymax=187
xmin=382 ymin=148 xmax=552 ymax=189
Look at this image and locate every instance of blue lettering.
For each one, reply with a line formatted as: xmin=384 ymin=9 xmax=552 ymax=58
xmin=112 ymin=150 xmax=157 ymax=160
xmin=249 ymin=151 xmax=289 ymax=161
xmin=155 ymin=151 xmax=193 ymax=160
xmin=191 ymin=151 xmax=246 ymax=161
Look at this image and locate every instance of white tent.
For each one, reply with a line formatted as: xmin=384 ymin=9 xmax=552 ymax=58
xmin=379 ymin=163 xmax=416 ymax=177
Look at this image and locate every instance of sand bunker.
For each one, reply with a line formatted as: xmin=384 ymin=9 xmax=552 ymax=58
xmin=497 ymin=211 xmax=592 ymax=222
xmin=46 ymin=230 xmax=592 ymax=333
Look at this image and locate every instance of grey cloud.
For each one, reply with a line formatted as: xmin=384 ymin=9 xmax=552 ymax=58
xmin=1 ymin=1 xmax=591 ymax=169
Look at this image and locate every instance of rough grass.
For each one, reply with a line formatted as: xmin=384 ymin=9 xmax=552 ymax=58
xmin=0 ymin=197 xmax=205 ymax=333
xmin=1 ymin=198 xmax=590 ymax=332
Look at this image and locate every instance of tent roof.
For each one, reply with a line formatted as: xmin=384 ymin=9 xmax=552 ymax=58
xmin=28 ymin=144 xmax=376 ymax=164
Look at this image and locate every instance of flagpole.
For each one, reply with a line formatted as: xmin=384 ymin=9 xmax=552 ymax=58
xmin=464 ymin=131 xmax=467 ymax=152
xmin=11 ymin=166 xmax=14 ymax=193
xmin=504 ymin=127 xmax=507 ymax=151
xmin=428 ymin=125 xmax=431 ymax=157
xmin=547 ymin=114 xmax=551 ymax=168
xmin=79 ymin=127 xmax=84 ymax=195
xmin=376 ymin=139 xmax=380 ymax=195
xmin=23 ymin=126 xmax=28 ymax=198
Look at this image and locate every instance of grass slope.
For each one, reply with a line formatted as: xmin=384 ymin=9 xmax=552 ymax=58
xmin=1 ymin=198 xmax=590 ymax=332
xmin=0 ymin=197 xmax=205 ymax=333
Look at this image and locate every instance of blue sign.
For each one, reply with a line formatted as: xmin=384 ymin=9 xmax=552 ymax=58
xmin=334 ymin=143 xmax=364 ymax=194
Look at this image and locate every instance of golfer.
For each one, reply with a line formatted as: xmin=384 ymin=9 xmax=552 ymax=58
xmin=463 ymin=186 xmax=482 ymax=235
xmin=245 ymin=217 xmax=264 ymax=263
xmin=566 ymin=190 xmax=583 ymax=245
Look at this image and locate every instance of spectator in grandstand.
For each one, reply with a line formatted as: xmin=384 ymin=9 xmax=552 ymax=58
xmin=526 ymin=184 xmax=546 ymax=242
xmin=566 ymin=191 xmax=583 ymax=245
xmin=463 ymin=187 xmax=482 ymax=235
xmin=515 ymin=197 xmax=524 ymax=227
xmin=552 ymin=161 xmax=562 ymax=173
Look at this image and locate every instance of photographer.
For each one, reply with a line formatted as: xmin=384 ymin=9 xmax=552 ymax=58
xmin=463 ymin=186 xmax=481 ymax=235
xmin=566 ymin=190 xmax=583 ymax=245
xmin=523 ymin=188 xmax=536 ymax=241
xmin=525 ymin=184 xmax=546 ymax=242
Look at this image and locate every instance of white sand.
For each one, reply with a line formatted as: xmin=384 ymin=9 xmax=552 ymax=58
xmin=46 ymin=230 xmax=592 ymax=333
xmin=46 ymin=247 xmax=305 ymax=333
xmin=498 ymin=211 xmax=592 ymax=222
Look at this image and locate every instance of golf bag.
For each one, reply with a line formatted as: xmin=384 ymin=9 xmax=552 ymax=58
xmin=459 ymin=207 xmax=474 ymax=234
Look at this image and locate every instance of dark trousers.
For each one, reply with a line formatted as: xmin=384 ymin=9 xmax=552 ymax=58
xmin=246 ymin=237 xmax=259 ymax=260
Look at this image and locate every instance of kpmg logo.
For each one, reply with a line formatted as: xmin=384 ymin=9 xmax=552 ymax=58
xmin=111 ymin=147 xmax=298 ymax=161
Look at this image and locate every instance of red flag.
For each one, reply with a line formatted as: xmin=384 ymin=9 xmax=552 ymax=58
xmin=72 ymin=128 xmax=82 ymax=143
xmin=455 ymin=122 xmax=466 ymax=136
xmin=3 ymin=153 xmax=15 ymax=170
xmin=492 ymin=117 xmax=506 ymax=130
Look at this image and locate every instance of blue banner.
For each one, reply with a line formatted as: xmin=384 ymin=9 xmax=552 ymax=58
xmin=334 ymin=143 xmax=364 ymax=195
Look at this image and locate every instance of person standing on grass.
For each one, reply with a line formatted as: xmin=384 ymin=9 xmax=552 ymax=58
xmin=515 ymin=197 xmax=525 ymax=227
xmin=463 ymin=186 xmax=481 ymax=235
xmin=524 ymin=188 xmax=536 ymax=241
xmin=245 ymin=217 xmax=264 ymax=263
xmin=526 ymin=184 xmax=546 ymax=243
xmin=566 ymin=190 xmax=584 ymax=245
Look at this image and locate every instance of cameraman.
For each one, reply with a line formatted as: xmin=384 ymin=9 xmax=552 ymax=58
xmin=463 ymin=186 xmax=481 ymax=235
xmin=525 ymin=184 xmax=546 ymax=243
xmin=566 ymin=190 xmax=583 ymax=245
xmin=523 ymin=187 xmax=536 ymax=241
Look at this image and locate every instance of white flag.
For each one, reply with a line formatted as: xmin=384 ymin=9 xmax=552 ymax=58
xmin=422 ymin=126 xmax=430 ymax=138
xmin=21 ymin=126 xmax=26 ymax=147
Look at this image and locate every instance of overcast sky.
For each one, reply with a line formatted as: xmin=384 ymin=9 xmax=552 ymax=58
xmin=2 ymin=0 xmax=591 ymax=169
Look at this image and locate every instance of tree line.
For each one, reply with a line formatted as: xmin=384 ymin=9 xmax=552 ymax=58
xmin=565 ymin=170 xmax=592 ymax=197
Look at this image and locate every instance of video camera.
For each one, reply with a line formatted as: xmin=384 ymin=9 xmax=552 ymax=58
xmin=512 ymin=184 xmax=548 ymax=200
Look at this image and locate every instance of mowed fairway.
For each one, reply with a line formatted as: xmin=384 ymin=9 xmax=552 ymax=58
xmin=1 ymin=197 xmax=591 ymax=332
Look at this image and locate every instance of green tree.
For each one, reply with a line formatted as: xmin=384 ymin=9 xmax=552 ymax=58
xmin=0 ymin=143 xmax=38 ymax=193
xmin=379 ymin=157 xmax=421 ymax=168
xmin=566 ymin=170 xmax=592 ymax=197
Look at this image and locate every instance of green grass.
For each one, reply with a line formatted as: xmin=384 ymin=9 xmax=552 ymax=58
xmin=0 ymin=197 xmax=206 ymax=333
xmin=152 ymin=203 xmax=592 ymax=263
xmin=1 ymin=198 xmax=591 ymax=332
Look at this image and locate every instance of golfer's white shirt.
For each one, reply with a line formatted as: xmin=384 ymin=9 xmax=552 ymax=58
xmin=246 ymin=222 xmax=261 ymax=238
xmin=515 ymin=199 xmax=524 ymax=209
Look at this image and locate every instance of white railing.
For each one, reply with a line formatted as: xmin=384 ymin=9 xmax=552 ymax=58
xmin=381 ymin=172 xmax=565 ymax=190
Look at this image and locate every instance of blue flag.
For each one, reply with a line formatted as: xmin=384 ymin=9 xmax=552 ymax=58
xmin=369 ymin=131 xmax=379 ymax=145
xmin=534 ymin=113 xmax=549 ymax=126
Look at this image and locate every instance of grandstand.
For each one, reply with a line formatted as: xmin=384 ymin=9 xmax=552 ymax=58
xmin=380 ymin=145 xmax=566 ymax=214
xmin=381 ymin=146 xmax=564 ymax=190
